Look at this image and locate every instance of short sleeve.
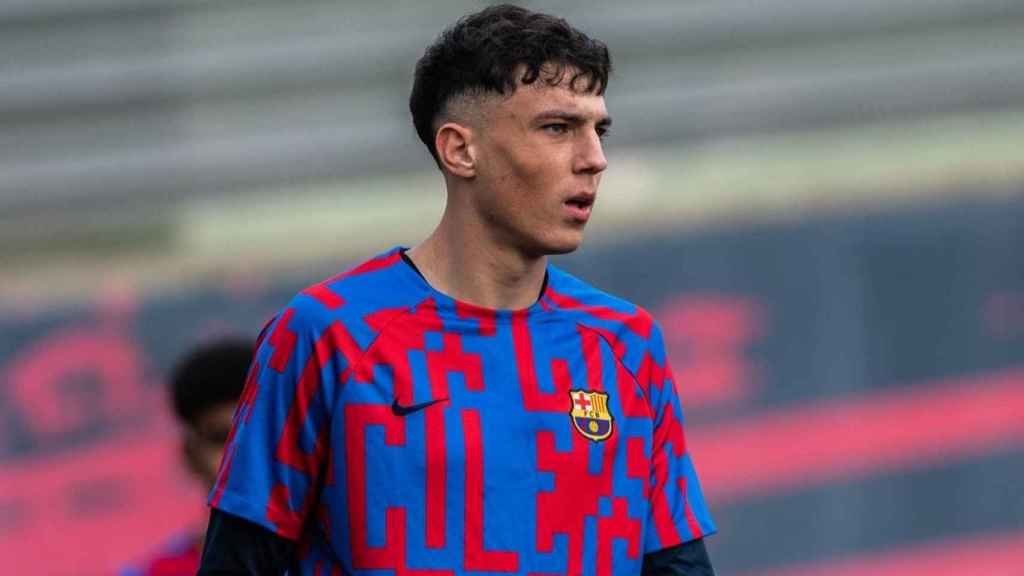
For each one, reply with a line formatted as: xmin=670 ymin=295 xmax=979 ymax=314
xmin=642 ymin=321 xmax=717 ymax=553
xmin=208 ymin=301 xmax=337 ymax=541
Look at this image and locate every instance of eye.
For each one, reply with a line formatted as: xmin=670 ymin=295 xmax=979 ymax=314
xmin=543 ymin=123 xmax=569 ymax=135
xmin=596 ymin=125 xmax=610 ymax=140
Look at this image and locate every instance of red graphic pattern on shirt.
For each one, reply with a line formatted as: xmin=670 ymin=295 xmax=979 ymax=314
xmin=649 ymin=364 xmax=701 ymax=547
xmin=462 ymin=409 xmax=520 ymax=572
xmin=679 ymin=477 xmax=704 ymax=541
xmin=580 ymin=326 xmax=604 ymax=391
xmin=268 ymin=341 xmax=327 ymax=533
xmin=509 ymin=304 xmax=664 ymax=571
xmin=535 ymin=428 xmax=619 ymax=576
xmin=219 ymin=254 xmax=708 ymax=573
xmin=597 ymin=498 xmax=642 ymax=576
xmin=268 ymin=308 xmax=298 ymax=373
xmin=357 ymin=303 xmax=443 ymax=402
xmin=534 ymin=333 xmax=621 ymax=576
xmin=268 ymin=312 xmax=391 ymax=537
xmin=455 ymin=301 xmax=498 ymax=336
xmin=513 ymin=310 xmax=571 ymax=412
xmin=626 ymin=437 xmax=652 ymax=499
xmin=353 ymin=301 xmax=447 ymax=550
xmin=303 ymin=284 xmax=346 ymax=310
xmin=343 ymin=404 xmax=451 ymax=575
xmin=424 ymin=331 xmax=484 ymax=548
xmin=545 ymin=288 xmax=654 ymax=340
xmin=582 ymin=312 xmax=700 ymax=549
xmin=320 ymin=251 xmax=404 ymax=286
xmin=211 ymin=360 xmax=262 ymax=507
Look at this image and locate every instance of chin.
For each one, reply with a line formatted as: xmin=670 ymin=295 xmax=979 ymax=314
xmin=545 ymin=242 xmax=581 ymax=255
xmin=537 ymin=231 xmax=585 ymax=256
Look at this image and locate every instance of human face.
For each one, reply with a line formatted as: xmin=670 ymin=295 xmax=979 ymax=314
xmin=185 ymin=402 xmax=236 ymax=491
xmin=471 ymin=74 xmax=610 ymax=257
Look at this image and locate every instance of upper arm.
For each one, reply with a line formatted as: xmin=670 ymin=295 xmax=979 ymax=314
xmin=641 ymin=320 xmax=717 ymax=553
xmin=208 ymin=301 xmax=340 ymax=540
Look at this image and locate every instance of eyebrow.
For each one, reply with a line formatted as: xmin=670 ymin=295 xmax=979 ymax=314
xmin=534 ymin=110 xmax=613 ymax=127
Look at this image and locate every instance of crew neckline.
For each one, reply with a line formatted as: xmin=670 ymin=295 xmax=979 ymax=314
xmin=397 ymin=248 xmax=551 ymax=316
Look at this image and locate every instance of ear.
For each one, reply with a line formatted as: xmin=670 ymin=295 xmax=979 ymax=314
xmin=435 ymin=121 xmax=477 ymax=178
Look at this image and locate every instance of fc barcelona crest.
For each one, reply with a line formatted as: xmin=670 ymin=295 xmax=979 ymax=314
xmin=569 ymin=389 xmax=613 ymax=442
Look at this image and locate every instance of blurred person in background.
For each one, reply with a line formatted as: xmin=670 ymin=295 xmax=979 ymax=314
xmin=199 ymin=4 xmax=715 ymax=575
xmin=119 ymin=338 xmax=253 ymax=576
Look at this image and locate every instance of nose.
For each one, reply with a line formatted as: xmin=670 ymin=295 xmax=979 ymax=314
xmin=573 ymin=129 xmax=608 ymax=175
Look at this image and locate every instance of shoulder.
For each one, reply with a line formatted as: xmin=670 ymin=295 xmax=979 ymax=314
xmin=264 ymin=247 xmax=422 ymax=339
xmin=546 ymin=266 xmax=679 ymax=404
xmin=545 ymin=266 xmax=663 ymax=366
xmin=546 ymin=265 xmax=657 ymax=336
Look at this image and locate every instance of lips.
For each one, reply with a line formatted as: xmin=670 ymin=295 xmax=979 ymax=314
xmin=564 ymin=191 xmax=596 ymax=222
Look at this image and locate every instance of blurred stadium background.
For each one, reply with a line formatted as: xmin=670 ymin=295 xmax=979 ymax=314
xmin=2 ymin=0 xmax=1023 ymax=574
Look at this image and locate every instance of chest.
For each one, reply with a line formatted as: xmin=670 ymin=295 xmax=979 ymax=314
xmin=335 ymin=319 xmax=653 ymax=489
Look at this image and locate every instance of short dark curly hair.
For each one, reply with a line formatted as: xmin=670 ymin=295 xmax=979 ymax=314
xmin=410 ymin=4 xmax=612 ymax=164
xmin=170 ymin=338 xmax=253 ymax=427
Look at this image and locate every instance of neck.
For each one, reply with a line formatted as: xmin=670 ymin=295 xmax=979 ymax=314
xmin=408 ymin=204 xmax=548 ymax=311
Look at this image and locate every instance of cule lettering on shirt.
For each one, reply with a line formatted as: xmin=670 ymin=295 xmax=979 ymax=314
xmin=210 ymin=247 xmax=715 ymax=575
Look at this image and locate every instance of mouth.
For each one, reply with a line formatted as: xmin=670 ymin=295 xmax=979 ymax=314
xmin=564 ymin=192 xmax=596 ymax=222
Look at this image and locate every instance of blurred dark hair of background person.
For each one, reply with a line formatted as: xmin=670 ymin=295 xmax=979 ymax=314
xmin=118 ymin=338 xmax=253 ymax=576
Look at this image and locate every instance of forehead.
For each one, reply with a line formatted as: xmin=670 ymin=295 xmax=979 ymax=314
xmin=496 ymin=76 xmax=608 ymax=120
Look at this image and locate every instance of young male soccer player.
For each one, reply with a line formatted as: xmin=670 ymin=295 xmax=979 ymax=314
xmin=120 ymin=338 xmax=253 ymax=576
xmin=199 ymin=5 xmax=716 ymax=574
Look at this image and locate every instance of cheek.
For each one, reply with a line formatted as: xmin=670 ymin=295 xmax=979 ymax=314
xmin=501 ymin=155 xmax=563 ymax=212
xmin=477 ymin=151 xmax=532 ymax=211
xmin=485 ymin=134 xmax=553 ymax=185
xmin=476 ymin=138 xmax=566 ymax=230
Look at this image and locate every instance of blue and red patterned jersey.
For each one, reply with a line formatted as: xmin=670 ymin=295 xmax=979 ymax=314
xmin=210 ymin=247 xmax=715 ymax=575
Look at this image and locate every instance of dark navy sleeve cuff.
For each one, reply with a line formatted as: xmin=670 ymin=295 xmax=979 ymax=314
xmin=641 ymin=538 xmax=715 ymax=576
xmin=197 ymin=508 xmax=296 ymax=575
